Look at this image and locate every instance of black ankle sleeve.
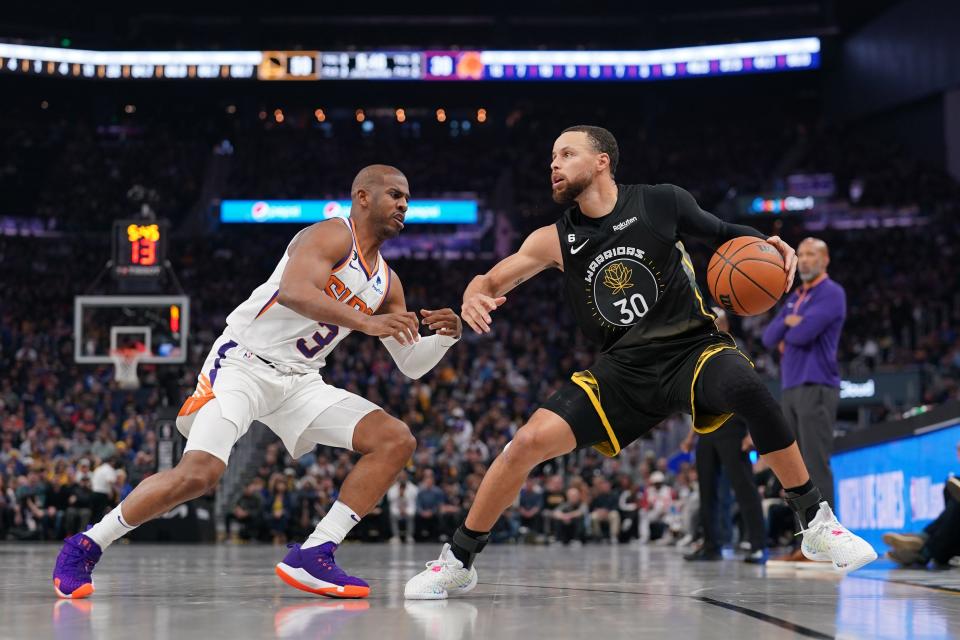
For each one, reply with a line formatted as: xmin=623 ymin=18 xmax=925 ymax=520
xmin=785 ymin=486 xmax=823 ymax=530
xmin=451 ymin=526 xmax=489 ymax=569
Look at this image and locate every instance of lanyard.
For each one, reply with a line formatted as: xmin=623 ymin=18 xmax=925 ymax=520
xmin=793 ymin=276 xmax=825 ymax=312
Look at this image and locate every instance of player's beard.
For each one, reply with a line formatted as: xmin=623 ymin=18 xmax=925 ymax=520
xmin=551 ymin=172 xmax=591 ymax=204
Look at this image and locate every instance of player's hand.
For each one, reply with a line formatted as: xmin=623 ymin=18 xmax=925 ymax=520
xmin=421 ymin=308 xmax=462 ymax=339
xmin=765 ymin=236 xmax=797 ymax=293
xmin=461 ymin=293 xmax=507 ymax=334
xmin=362 ymin=312 xmax=420 ymax=346
xmin=680 ymin=436 xmax=695 ymax=454
xmin=784 ymin=314 xmax=803 ymax=328
xmin=741 ymin=434 xmax=755 ymax=452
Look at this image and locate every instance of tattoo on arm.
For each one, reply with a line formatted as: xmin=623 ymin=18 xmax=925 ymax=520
xmin=514 ymin=277 xmax=524 ymax=286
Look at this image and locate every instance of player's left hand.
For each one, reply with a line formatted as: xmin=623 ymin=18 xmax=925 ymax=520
xmin=765 ymin=236 xmax=797 ymax=293
xmin=421 ymin=308 xmax=462 ymax=339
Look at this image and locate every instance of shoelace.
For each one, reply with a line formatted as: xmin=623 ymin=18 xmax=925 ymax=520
xmin=797 ymin=519 xmax=852 ymax=542
xmin=63 ymin=541 xmax=96 ymax=573
xmin=423 ymin=551 xmax=459 ymax=572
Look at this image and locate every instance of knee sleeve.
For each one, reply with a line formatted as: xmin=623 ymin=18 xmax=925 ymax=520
xmin=695 ymin=353 xmax=795 ymax=455
xmin=181 ymin=400 xmax=244 ymax=465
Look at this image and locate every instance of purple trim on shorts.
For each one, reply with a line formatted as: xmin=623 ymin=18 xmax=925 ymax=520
xmin=209 ymin=340 xmax=237 ymax=386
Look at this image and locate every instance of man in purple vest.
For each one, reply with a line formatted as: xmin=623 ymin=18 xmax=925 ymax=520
xmin=762 ymin=237 xmax=846 ymax=509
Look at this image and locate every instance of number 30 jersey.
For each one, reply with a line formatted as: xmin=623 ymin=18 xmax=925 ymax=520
xmin=555 ymin=183 xmax=717 ymax=354
xmin=224 ymin=217 xmax=391 ymax=372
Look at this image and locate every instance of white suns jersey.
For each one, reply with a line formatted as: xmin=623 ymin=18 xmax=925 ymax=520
xmin=224 ymin=217 xmax=391 ymax=372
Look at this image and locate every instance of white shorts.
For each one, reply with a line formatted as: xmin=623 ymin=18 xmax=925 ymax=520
xmin=177 ymin=335 xmax=380 ymax=463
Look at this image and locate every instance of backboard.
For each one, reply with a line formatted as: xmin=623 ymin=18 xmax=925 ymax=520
xmin=74 ymin=295 xmax=189 ymax=364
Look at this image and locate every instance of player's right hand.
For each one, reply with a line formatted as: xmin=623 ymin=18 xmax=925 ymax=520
xmin=362 ymin=312 xmax=420 ymax=345
xmin=461 ymin=293 xmax=507 ymax=334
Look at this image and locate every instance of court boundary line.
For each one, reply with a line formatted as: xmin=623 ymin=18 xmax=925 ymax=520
xmin=467 ymin=580 xmax=836 ymax=639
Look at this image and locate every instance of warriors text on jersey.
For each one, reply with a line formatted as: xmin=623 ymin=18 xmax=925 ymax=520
xmin=224 ymin=217 xmax=391 ymax=372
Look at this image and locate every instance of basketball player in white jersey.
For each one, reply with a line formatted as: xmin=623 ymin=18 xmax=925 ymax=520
xmin=53 ymin=165 xmax=462 ymax=600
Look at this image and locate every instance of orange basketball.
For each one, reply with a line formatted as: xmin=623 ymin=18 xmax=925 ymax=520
xmin=707 ymin=236 xmax=786 ymax=316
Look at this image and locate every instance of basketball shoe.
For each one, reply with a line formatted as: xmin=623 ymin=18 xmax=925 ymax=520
xmin=404 ymin=544 xmax=478 ymax=600
xmin=52 ymin=533 xmax=102 ymax=599
xmin=799 ymin=502 xmax=877 ymax=572
xmin=275 ymin=542 xmax=370 ymax=598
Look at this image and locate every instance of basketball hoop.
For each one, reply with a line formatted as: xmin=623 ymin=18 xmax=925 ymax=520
xmin=110 ymin=347 xmax=145 ymax=389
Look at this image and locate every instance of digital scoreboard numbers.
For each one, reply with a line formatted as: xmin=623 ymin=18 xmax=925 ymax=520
xmin=256 ymin=51 xmax=422 ymax=80
xmin=318 ymin=52 xmax=421 ymax=79
xmin=113 ymin=220 xmax=167 ymax=278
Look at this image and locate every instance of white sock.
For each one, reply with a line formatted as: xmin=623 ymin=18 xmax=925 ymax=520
xmin=84 ymin=504 xmax=137 ymax=550
xmin=302 ymin=501 xmax=360 ymax=548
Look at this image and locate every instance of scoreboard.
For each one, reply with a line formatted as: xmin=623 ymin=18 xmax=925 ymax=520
xmin=113 ymin=220 xmax=167 ymax=278
xmin=0 ymin=38 xmax=820 ymax=83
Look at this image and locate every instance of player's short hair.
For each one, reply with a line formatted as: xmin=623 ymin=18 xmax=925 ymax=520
xmin=561 ymin=125 xmax=619 ymax=176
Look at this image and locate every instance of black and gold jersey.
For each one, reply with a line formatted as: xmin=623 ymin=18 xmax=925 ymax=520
xmin=555 ymin=183 xmax=765 ymax=353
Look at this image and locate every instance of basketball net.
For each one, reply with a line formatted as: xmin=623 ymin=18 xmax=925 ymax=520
xmin=110 ymin=347 xmax=144 ymax=390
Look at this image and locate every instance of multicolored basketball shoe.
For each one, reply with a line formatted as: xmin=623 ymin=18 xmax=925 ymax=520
xmin=275 ymin=542 xmax=370 ymax=598
xmin=800 ymin=501 xmax=878 ymax=572
xmin=52 ymin=533 xmax=102 ymax=599
xmin=404 ymin=544 xmax=478 ymax=600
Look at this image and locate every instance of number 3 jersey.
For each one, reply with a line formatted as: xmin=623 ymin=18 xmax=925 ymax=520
xmin=224 ymin=217 xmax=392 ymax=372
xmin=555 ymin=183 xmax=719 ymax=354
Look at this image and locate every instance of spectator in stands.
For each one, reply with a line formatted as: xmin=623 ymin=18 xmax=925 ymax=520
xmin=414 ymin=469 xmax=445 ymax=542
xmin=266 ymin=474 xmax=292 ymax=545
xmin=517 ymin=476 xmax=545 ymax=541
xmin=541 ymin=474 xmax=567 ymax=542
xmin=64 ymin=473 xmax=94 ymax=537
xmin=589 ymin=477 xmax=620 ymax=544
xmin=227 ymin=479 xmax=265 ymax=542
xmin=388 ymin=472 xmax=418 ymax=543
xmin=615 ymin=474 xmax=640 ymax=543
xmin=90 ymin=456 xmax=121 ymax=521
xmin=438 ymin=480 xmax=464 ymax=542
xmin=645 ymin=471 xmax=673 ymax=542
xmin=553 ymin=487 xmax=588 ymax=545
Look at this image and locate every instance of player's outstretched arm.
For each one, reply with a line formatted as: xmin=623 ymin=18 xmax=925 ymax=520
xmin=462 ymin=225 xmax=562 ymax=334
xmin=277 ymin=220 xmax=420 ymax=344
xmin=671 ymin=185 xmax=797 ymax=293
xmin=377 ymin=270 xmax=462 ymax=379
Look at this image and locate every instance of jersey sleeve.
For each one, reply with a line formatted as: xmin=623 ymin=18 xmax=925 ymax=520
xmin=647 ymin=184 xmax=766 ymax=248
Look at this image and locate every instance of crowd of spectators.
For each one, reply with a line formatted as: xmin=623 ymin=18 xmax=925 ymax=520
xmin=2 ymin=100 xmax=959 ymax=548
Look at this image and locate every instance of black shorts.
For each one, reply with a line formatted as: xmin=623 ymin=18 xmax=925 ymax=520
xmin=541 ymin=330 xmax=749 ymax=457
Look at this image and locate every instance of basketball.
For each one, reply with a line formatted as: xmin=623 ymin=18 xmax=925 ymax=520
xmin=707 ymin=236 xmax=786 ymax=316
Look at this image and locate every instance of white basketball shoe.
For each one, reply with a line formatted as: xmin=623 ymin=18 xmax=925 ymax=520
xmin=404 ymin=544 xmax=478 ymax=600
xmin=800 ymin=501 xmax=878 ymax=572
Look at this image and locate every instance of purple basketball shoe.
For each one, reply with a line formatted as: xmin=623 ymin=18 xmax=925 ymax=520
xmin=275 ymin=542 xmax=370 ymax=598
xmin=52 ymin=533 xmax=102 ymax=599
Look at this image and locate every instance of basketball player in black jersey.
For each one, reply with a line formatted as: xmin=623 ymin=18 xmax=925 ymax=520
xmin=404 ymin=126 xmax=876 ymax=600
